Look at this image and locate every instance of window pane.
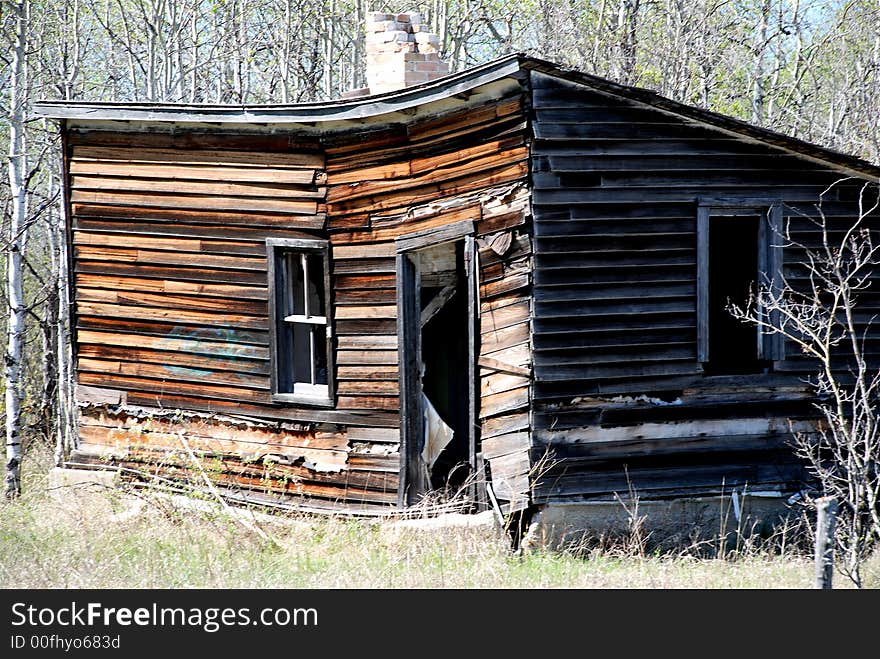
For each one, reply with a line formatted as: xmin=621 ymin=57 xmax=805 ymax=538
xmin=274 ymin=245 xmax=331 ymax=397
xmin=290 ymin=253 xmax=306 ymax=316
xmin=306 ymin=252 xmax=325 ymax=316
xmin=292 ymin=321 xmax=312 ymax=385
xmin=313 ymin=325 xmax=328 ymax=385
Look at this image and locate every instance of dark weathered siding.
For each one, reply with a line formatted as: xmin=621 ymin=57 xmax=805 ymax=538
xmin=529 ymin=71 xmax=879 ymax=501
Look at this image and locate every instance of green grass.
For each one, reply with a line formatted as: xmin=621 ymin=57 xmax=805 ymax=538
xmin=1 ymin=443 xmax=877 ymax=588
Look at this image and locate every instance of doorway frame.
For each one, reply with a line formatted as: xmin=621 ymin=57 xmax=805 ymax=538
xmin=395 ymin=219 xmax=477 ymax=508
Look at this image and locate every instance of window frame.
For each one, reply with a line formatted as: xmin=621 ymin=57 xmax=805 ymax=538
xmin=266 ymin=237 xmax=335 ymax=407
xmin=696 ymin=197 xmax=784 ymax=367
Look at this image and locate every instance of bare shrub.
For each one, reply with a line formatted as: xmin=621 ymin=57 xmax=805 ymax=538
xmin=731 ymin=179 xmax=880 ymax=587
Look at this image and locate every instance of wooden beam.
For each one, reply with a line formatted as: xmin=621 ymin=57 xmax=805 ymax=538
xmin=478 ymin=355 xmax=531 ymax=377
xmin=696 ymin=205 xmax=710 ymax=363
xmin=395 ymin=219 xmax=475 ymax=253
xmin=420 ymin=283 xmax=457 ymax=327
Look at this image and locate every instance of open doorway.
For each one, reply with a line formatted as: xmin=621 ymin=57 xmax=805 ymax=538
xmin=419 ymin=241 xmax=471 ymax=491
xmin=397 ymin=233 xmax=477 ymax=506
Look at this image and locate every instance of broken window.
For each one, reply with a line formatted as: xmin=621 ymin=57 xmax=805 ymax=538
xmin=267 ymin=238 xmax=333 ymax=405
xmin=697 ymin=201 xmax=783 ymax=375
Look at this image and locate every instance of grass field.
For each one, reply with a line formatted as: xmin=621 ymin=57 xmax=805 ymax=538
xmin=1 ymin=444 xmax=877 ymax=589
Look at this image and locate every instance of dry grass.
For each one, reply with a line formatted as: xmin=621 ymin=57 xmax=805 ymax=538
xmin=1 ymin=443 xmax=877 ymax=589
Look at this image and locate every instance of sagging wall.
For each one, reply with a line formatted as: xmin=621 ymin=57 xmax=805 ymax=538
xmin=323 ymin=88 xmax=533 ymax=510
xmin=528 ymin=71 xmax=880 ymax=503
xmin=67 ymin=83 xmax=534 ymax=511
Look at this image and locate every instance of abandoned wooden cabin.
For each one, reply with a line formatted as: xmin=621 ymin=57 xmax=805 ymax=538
xmin=35 ymin=14 xmax=880 ymax=528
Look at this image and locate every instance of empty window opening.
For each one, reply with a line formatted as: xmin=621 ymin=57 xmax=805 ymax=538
xmin=268 ymin=239 xmax=332 ymax=405
xmin=705 ymin=215 xmax=766 ymax=375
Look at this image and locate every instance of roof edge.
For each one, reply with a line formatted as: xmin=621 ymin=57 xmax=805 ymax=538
xmin=32 ymin=54 xmax=525 ymax=124
xmin=518 ymin=57 xmax=880 ymax=181
xmin=33 ymin=53 xmax=880 ymax=181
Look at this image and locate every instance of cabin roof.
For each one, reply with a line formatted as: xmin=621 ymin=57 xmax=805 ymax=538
xmin=34 ymin=54 xmax=880 ymax=180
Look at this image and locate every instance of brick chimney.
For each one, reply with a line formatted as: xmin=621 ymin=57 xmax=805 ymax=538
xmin=364 ymin=11 xmax=449 ymax=94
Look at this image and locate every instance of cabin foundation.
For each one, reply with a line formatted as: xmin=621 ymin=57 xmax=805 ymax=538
xmin=523 ymin=494 xmax=797 ymax=552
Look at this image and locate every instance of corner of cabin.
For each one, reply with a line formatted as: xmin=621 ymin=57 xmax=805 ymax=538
xmin=525 ymin=67 xmax=880 ymax=531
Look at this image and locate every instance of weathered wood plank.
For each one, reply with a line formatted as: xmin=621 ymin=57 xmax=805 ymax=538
xmin=71 ymin=190 xmax=319 ymax=215
xmin=334 ymin=305 xmax=397 ymax=320
xmin=336 ymin=350 xmax=399 ymax=365
xmin=75 ymin=261 xmax=267 ymax=286
xmin=328 ymin=162 xmax=528 ymax=216
xmin=78 ymin=344 xmax=268 ymax=375
xmin=71 ymin=160 xmax=317 ymax=184
xmin=74 ymin=231 xmax=265 ymax=256
xmin=122 ymin=391 xmax=400 ymax=428
xmin=480 ymin=386 xmax=530 ymax=418
xmin=481 ymin=372 xmax=529 ymax=396
xmin=78 ymin=357 xmax=269 ymax=390
xmin=74 ymin=245 xmax=266 ymax=271
xmin=481 ymin=411 xmax=529 ymax=438
xmin=75 ymin=301 xmax=269 ymax=330
xmin=73 ymin=203 xmax=326 ymax=229
xmin=336 ymin=366 xmax=399 ymax=381
xmin=77 ymin=329 xmax=269 ymax=359
xmin=72 ymin=174 xmax=325 ymax=200
xmin=78 ymin=371 xmax=272 ymax=403
xmin=77 ymin=288 xmax=267 ymax=315
xmin=75 ymin=274 xmax=267 ymax=300
xmin=71 ymin=144 xmax=324 ymax=168
xmin=481 ymin=432 xmax=531 ymax=460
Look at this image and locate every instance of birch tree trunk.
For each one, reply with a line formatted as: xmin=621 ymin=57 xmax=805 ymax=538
xmin=5 ymin=0 xmax=29 ymax=497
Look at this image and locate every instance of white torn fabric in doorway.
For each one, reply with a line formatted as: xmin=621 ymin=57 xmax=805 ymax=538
xmin=421 ymin=392 xmax=454 ymax=471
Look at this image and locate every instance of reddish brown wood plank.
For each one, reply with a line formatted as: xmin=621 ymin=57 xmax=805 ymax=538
xmin=327 ymin=161 xmax=528 ymax=215
xmin=77 ymin=371 xmax=273 ymax=403
xmin=71 ymin=160 xmax=317 ymax=184
xmin=77 ymin=288 xmax=268 ymax=315
xmin=78 ymin=357 xmax=269 ymax=390
xmin=74 ymin=231 xmax=265 ymax=256
xmin=70 ymin=143 xmax=323 ymax=166
xmin=72 ymin=174 xmax=325 ymax=200
xmin=71 ymin=190 xmax=319 ymax=215
xmin=78 ymin=344 xmax=268 ymax=375
xmin=336 ymin=366 xmax=399 ymax=381
xmin=74 ymin=245 xmax=267 ymax=271
xmin=73 ymin=203 xmax=326 ymax=229
xmin=75 ymin=301 xmax=269 ymax=330
xmin=77 ymin=329 xmax=270 ymax=359
xmin=75 ymin=274 xmax=267 ymax=300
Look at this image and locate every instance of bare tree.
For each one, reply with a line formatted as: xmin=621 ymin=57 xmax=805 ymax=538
xmin=3 ymin=0 xmax=30 ymax=497
xmin=731 ymin=180 xmax=880 ymax=587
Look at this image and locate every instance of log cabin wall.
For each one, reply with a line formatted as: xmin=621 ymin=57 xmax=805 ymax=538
xmin=528 ymin=71 xmax=880 ymax=503
xmin=66 ymin=126 xmax=403 ymax=512
xmin=65 ymin=76 xmax=535 ymax=512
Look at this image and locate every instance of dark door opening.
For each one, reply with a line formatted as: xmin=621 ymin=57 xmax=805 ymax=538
xmin=397 ymin=236 xmax=476 ymax=506
xmin=705 ymin=215 xmax=765 ymax=375
xmin=420 ymin=242 xmax=471 ymax=491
